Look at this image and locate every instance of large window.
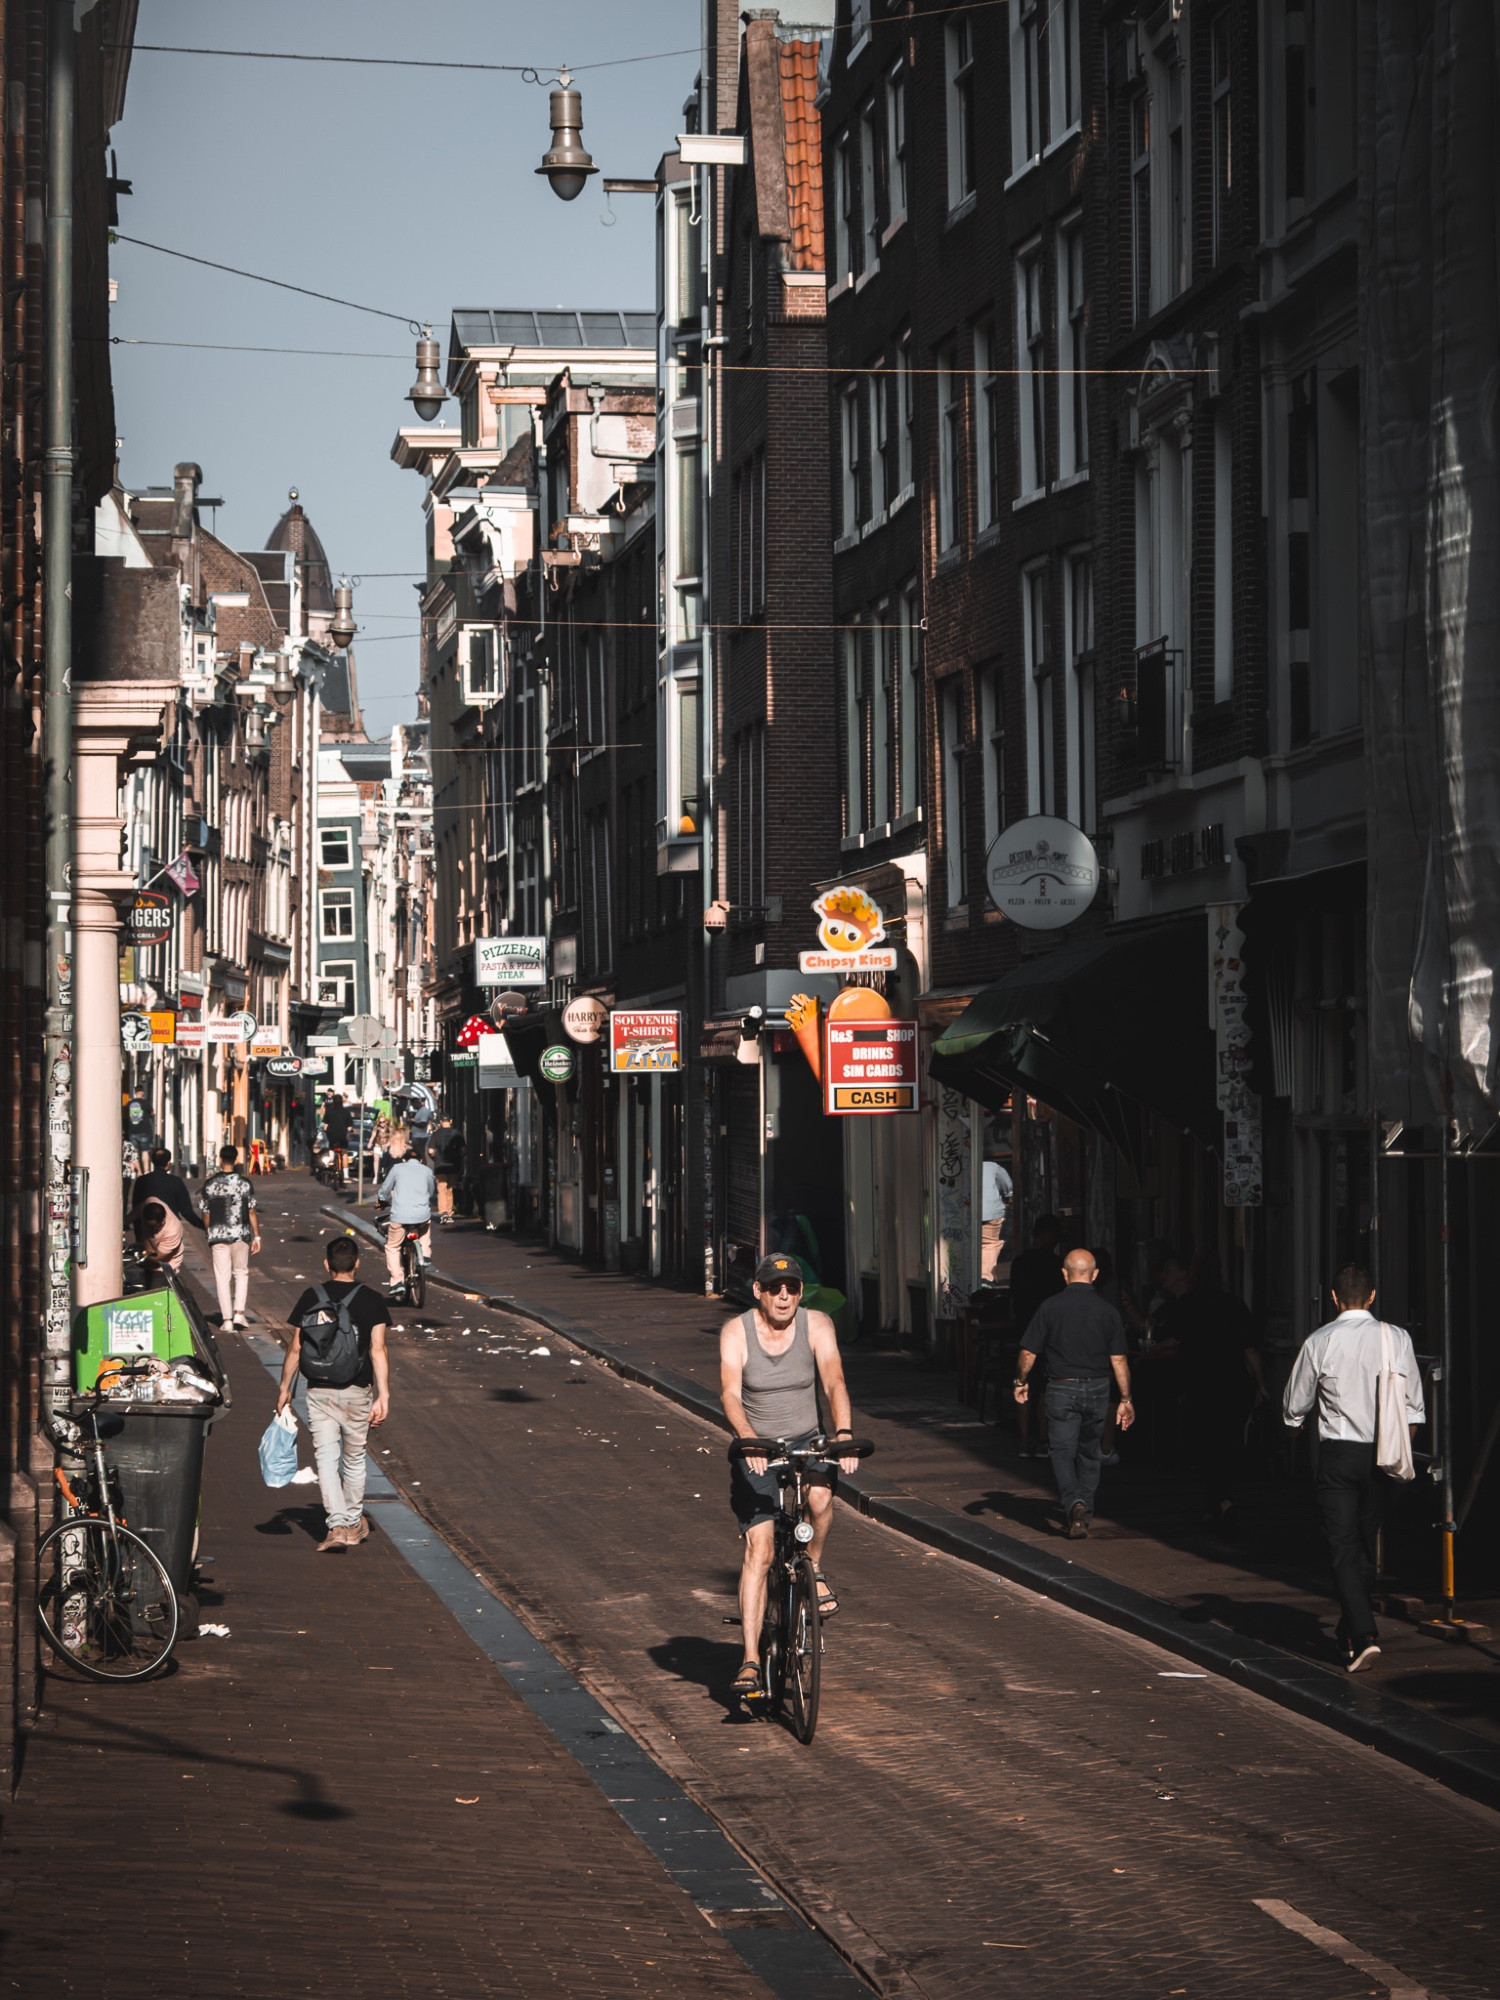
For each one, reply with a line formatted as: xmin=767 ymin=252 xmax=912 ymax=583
xmin=733 ymin=722 xmax=765 ymax=908
xmin=1015 ymin=250 xmax=1046 ymax=497
xmin=946 ymin=19 xmax=975 ymax=210
xmin=1131 ymin=90 xmax=1152 ymax=324
xmin=840 ymin=384 xmax=862 ymax=537
xmin=1057 ymin=221 xmax=1088 ymax=476
xmin=734 ymin=450 xmax=766 ymax=619
xmin=859 ymin=97 xmax=881 ymax=270
xmin=895 ymin=336 xmax=914 ymax=496
xmin=319 ymin=827 xmax=351 ymax=869
xmin=1064 ymin=553 xmax=1095 ymax=832
xmin=1012 ymin=0 xmax=1042 ymax=173
xmin=317 ymin=961 xmax=355 ymax=1011
xmin=833 ymin=131 xmax=854 ymax=282
xmin=1049 ymin=0 xmax=1081 ymax=140
xmin=885 ymin=64 xmax=908 ymax=223
xmin=974 ymin=317 xmax=1001 ymax=531
xmin=584 ymin=811 xmax=613 ymax=971
xmin=1023 ymin=565 xmax=1054 ymax=815
xmin=980 ymin=665 xmax=1006 ymax=861
xmin=898 ymin=583 xmax=923 ymax=819
xmin=1211 ymin=14 xmax=1231 ymax=262
xmin=843 ymin=627 xmax=865 ymax=837
xmin=581 ymin=633 xmax=608 ymax=756
xmin=937 ymin=345 xmax=962 ymax=552
xmin=320 ymin=888 xmax=355 ymax=940
xmin=868 ymin=371 xmax=888 ymax=517
xmin=940 ymin=679 xmax=968 ymax=909
xmin=871 ymin=605 xmax=893 ymax=829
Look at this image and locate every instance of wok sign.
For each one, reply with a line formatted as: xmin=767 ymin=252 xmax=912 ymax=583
xmin=824 ymin=1020 xmax=920 ymax=1115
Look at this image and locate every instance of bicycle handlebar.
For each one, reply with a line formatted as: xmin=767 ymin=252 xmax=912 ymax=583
xmin=728 ymin=1434 xmax=875 ymax=1464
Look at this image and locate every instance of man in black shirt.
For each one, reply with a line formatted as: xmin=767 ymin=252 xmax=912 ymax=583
xmin=278 ymin=1235 xmax=391 ymax=1552
xmin=131 ymin=1149 xmax=205 ymax=1233
xmin=1014 ymin=1248 xmax=1134 ymax=1539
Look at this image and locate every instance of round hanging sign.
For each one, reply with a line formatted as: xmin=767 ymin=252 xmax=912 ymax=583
xmin=561 ymin=995 xmax=608 ymax=1044
xmin=539 ymin=1044 xmax=576 ymax=1083
xmin=985 ymin=815 xmax=1100 ymax=930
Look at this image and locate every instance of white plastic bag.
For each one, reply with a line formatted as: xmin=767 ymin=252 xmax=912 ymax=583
xmin=258 ymin=1406 xmax=300 ymax=1488
xmin=1375 ymin=1324 xmax=1416 ymax=1482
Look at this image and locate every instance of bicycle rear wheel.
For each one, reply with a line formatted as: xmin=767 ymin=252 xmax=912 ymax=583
xmin=787 ymin=1556 xmax=822 ymax=1743
xmin=38 ymin=1516 xmax=179 ymax=1682
xmin=406 ymin=1242 xmax=426 ymax=1310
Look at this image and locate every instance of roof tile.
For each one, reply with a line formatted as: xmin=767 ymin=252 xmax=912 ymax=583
xmin=780 ymin=42 xmax=825 ymax=273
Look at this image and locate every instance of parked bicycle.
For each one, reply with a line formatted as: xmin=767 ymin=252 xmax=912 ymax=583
xmin=39 ymin=1363 xmax=180 ymax=1682
xmin=727 ymin=1432 xmax=873 ymax=1743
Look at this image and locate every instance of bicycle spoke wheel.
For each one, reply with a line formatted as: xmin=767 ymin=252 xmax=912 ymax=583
xmin=38 ymin=1517 xmax=179 ymax=1682
xmin=787 ymin=1556 xmax=822 ymax=1743
xmin=759 ymin=1579 xmax=786 ymax=1717
xmin=407 ymin=1250 xmax=425 ymax=1310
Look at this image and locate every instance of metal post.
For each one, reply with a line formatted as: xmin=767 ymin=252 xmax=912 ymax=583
xmin=40 ymin=0 xmax=76 ymax=1416
xmin=357 ymin=1054 xmax=367 ymax=1207
xmin=1438 ymin=1101 xmax=1456 ymax=1620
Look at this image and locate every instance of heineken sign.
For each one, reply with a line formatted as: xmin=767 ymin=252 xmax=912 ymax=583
xmin=126 ymin=892 xmax=173 ymax=946
xmin=539 ymin=1044 xmax=575 ymax=1083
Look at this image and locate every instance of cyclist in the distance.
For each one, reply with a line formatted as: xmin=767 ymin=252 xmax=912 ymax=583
xmin=720 ymin=1252 xmax=860 ymax=1702
xmin=377 ymin=1142 xmax=437 ymax=1302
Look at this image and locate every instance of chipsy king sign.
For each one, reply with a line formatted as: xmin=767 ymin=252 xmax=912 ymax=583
xmin=797 ymin=886 xmax=898 ymax=974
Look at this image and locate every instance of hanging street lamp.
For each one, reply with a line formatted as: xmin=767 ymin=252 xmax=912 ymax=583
xmin=536 ymin=69 xmax=598 ymax=201
xmin=329 ymin=578 xmax=357 ymax=650
xmin=407 ymin=326 xmax=446 ymax=422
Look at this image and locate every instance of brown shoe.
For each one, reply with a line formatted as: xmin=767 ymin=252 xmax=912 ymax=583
xmin=1066 ymin=1501 xmax=1089 ymax=1540
xmin=351 ymin=1517 xmax=370 ymax=1543
xmin=316 ymin=1526 xmax=352 ymax=1552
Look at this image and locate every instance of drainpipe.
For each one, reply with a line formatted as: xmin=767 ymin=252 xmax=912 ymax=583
xmin=40 ymin=0 xmax=76 ymax=1416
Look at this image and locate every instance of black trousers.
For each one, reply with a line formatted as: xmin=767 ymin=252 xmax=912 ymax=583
xmin=1315 ymin=1439 xmax=1382 ymax=1647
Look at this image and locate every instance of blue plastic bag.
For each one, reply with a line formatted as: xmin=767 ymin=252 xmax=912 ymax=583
xmin=258 ymin=1407 xmax=299 ymax=1488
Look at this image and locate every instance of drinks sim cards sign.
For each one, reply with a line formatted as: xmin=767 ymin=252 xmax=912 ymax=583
xmin=825 ymin=1020 xmax=920 ymax=1114
xmin=798 ymin=886 xmax=898 ymax=973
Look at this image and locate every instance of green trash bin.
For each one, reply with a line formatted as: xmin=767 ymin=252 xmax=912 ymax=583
xmin=70 ymin=1284 xmax=228 ymax=1610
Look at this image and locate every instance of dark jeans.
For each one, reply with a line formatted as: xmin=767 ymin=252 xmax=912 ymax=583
xmin=1315 ymin=1439 xmax=1382 ymax=1648
xmin=1045 ymin=1376 xmax=1112 ymax=1521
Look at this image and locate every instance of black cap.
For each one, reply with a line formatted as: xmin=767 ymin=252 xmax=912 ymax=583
xmin=753 ymin=1253 xmax=802 ymax=1290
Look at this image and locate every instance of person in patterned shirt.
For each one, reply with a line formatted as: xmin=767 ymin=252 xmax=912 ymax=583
xmin=196 ymin=1145 xmax=262 ymax=1328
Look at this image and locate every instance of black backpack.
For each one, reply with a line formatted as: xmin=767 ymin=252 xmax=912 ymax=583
xmin=297 ymin=1285 xmax=366 ymax=1387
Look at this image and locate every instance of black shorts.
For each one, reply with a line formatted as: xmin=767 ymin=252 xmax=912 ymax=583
xmin=729 ymin=1435 xmax=835 ymax=1534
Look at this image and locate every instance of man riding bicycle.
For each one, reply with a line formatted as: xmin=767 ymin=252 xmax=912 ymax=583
xmin=719 ymin=1252 xmax=860 ymax=1702
xmin=377 ymin=1144 xmax=437 ymax=1301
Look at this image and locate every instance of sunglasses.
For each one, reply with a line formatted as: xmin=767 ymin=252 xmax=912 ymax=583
xmin=761 ymin=1278 xmax=802 ymax=1296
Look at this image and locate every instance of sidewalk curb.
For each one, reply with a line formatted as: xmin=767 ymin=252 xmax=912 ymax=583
xmin=322 ymin=1203 xmax=1500 ymax=1815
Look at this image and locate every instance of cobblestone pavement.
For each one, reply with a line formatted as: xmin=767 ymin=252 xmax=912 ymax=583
xmin=405 ymin=1204 xmax=1500 ymax=1747
xmin=0 ymin=1268 xmax=782 ymax=1997
xmin=247 ymin=1183 xmax=1499 ymax=2000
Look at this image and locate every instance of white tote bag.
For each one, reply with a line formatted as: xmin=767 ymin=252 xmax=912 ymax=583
xmin=1375 ymin=1323 xmax=1416 ymax=1482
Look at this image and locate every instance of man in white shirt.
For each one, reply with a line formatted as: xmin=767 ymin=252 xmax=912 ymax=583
xmin=1283 ymin=1263 xmax=1425 ymax=1673
xmin=980 ymin=1157 xmax=1013 ymax=1282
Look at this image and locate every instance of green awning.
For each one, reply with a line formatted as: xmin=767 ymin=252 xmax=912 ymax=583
xmin=929 ymin=916 xmax=1221 ymax=1166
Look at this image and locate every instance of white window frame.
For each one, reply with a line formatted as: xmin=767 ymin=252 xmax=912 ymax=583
xmin=940 ymin=679 xmax=968 ymax=909
xmin=895 ymin=336 xmax=914 ymax=497
xmin=937 ymin=345 xmax=961 ymax=552
xmin=974 ymin=317 xmax=1000 ymax=531
xmin=319 ymin=827 xmax=351 ymax=869
xmin=1063 ymin=551 xmax=1095 ymax=832
xmin=885 ymin=63 xmax=908 ymax=225
xmin=872 ymin=603 xmax=892 ymax=830
xmin=859 ymin=97 xmax=880 ymax=272
xmin=1048 ymin=0 xmax=1081 ymax=144
xmin=843 ymin=627 xmax=865 ymax=837
xmin=945 ymin=18 xmax=975 ymax=210
xmin=1022 ymin=564 xmax=1053 ymax=815
xmin=1010 ymin=0 xmax=1043 ymax=176
xmin=1015 ymin=248 xmax=1046 ymax=499
xmin=1213 ymin=407 xmax=1233 ymax=700
xmin=833 ymin=132 xmax=854 ymax=283
xmin=898 ymin=582 xmax=922 ymax=819
xmin=320 ymin=888 xmax=355 ymax=941
xmin=840 ymin=384 xmax=861 ymax=536
xmin=1131 ymin=87 xmax=1152 ymax=324
xmin=868 ymin=371 xmax=888 ymax=518
xmin=1057 ymin=219 xmax=1088 ymax=476
xmin=980 ymin=664 xmax=1006 ymax=860
xmin=317 ymin=960 xmax=355 ymax=1010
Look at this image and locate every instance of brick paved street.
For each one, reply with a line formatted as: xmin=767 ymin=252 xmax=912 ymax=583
xmin=250 ymin=1179 xmax=1496 ymax=1999
xmin=0 ymin=1274 xmax=783 ymax=1998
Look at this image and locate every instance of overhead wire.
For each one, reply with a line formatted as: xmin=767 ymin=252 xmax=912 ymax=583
xmin=119 ymin=43 xmax=698 ymax=76
xmin=110 ymin=234 xmax=424 ymax=331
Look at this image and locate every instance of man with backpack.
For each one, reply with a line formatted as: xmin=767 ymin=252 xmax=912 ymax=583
xmin=278 ymin=1235 xmax=391 ymax=1552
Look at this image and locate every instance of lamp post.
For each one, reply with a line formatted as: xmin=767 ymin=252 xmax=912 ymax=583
xmin=407 ymin=327 xmax=446 ymax=423
xmin=535 ymin=69 xmax=598 ymax=201
xmin=330 ymin=578 xmax=356 ymax=650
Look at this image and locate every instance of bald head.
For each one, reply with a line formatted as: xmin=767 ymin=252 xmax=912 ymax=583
xmin=1062 ymin=1249 xmax=1098 ymax=1285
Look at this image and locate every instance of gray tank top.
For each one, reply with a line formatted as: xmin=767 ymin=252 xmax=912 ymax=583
xmin=740 ymin=1308 xmax=819 ymax=1439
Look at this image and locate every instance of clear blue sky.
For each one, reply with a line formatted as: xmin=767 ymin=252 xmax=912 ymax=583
xmin=111 ymin=0 xmax=700 ymax=730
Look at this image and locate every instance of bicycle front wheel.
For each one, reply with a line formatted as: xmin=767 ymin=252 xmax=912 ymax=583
xmin=406 ymin=1245 xmax=426 ymax=1310
xmin=787 ymin=1556 xmax=822 ymax=1743
xmin=38 ymin=1516 xmax=179 ymax=1682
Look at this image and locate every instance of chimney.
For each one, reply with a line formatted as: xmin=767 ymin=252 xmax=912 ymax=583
xmin=172 ymin=462 xmax=202 ymax=540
